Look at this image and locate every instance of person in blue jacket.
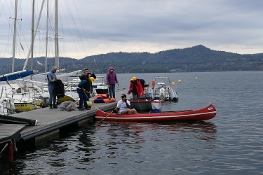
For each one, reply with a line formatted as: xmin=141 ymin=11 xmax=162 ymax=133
xmin=77 ymin=76 xmax=91 ymax=111
xmin=47 ymin=66 xmax=58 ymax=109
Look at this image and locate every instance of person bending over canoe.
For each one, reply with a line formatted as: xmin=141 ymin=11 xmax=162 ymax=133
xmin=128 ymin=77 xmax=145 ymax=100
xmin=115 ymin=94 xmax=137 ymax=114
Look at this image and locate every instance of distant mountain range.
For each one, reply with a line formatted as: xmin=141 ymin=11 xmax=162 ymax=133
xmin=1 ymin=45 xmax=263 ymax=75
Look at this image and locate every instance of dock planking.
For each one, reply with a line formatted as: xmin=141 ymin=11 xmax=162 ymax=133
xmin=0 ymin=124 xmax=26 ymax=144
xmin=0 ymin=89 xmax=126 ymax=149
xmin=12 ymin=101 xmax=116 ymax=142
xmin=3 ymin=90 xmax=125 ymax=144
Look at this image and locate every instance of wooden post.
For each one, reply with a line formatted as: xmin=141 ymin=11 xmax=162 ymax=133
xmin=8 ymin=141 xmax=14 ymax=164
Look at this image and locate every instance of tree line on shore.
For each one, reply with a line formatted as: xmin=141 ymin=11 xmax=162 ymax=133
xmin=1 ymin=45 xmax=263 ymax=75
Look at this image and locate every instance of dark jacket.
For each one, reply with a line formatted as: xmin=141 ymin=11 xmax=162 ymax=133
xmin=54 ymin=79 xmax=65 ymax=98
xmin=78 ymin=80 xmax=91 ymax=92
xmin=79 ymin=74 xmax=92 ymax=87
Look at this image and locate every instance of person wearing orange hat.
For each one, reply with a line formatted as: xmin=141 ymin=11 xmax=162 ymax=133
xmin=129 ymin=77 xmax=145 ymax=99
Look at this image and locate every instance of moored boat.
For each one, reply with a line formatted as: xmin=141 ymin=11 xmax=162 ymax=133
xmin=14 ymin=103 xmax=36 ymax=112
xmin=92 ymin=75 xmax=108 ymax=94
xmin=147 ymin=75 xmax=178 ymax=101
xmin=95 ymin=104 xmax=216 ymax=122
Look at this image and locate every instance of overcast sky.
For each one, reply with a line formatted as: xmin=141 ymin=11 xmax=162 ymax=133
xmin=1 ymin=0 xmax=263 ymax=59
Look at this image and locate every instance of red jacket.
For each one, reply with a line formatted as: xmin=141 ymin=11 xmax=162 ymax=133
xmin=129 ymin=79 xmax=144 ymax=97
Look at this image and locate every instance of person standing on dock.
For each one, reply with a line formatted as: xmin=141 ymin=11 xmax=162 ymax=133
xmin=79 ymin=69 xmax=91 ymax=97
xmin=77 ymin=76 xmax=91 ymax=111
xmin=106 ymin=66 xmax=119 ymax=99
xmin=47 ymin=66 xmax=58 ymax=109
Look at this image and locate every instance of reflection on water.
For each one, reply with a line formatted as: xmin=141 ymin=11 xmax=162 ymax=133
xmin=74 ymin=121 xmax=218 ymax=174
xmin=0 ymin=121 xmax=218 ymax=175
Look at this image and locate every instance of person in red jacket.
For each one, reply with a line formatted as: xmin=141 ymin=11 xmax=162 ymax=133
xmin=129 ymin=77 xmax=145 ymax=99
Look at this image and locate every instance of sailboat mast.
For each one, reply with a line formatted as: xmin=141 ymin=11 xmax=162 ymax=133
xmin=22 ymin=0 xmax=46 ymax=71
xmin=31 ymin=0 xmax=35 ymax=71
xmin=12 ymin=0 xmax=18 ymax=73
xmin=30 ymin=0 xmax=35 ymax=80
xmin=45 ymin=0 xmax=49 ymax=73
xmin=55 ymin=0 xmax=59 ymax=68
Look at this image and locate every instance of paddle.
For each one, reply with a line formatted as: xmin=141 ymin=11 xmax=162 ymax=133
xmin=96 ymin=109 xmax=115 ymax=128
xmin=84 ymin=91 xmax=116 ymax=128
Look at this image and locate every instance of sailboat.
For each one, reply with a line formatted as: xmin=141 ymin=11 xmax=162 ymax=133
xmin=0 ymin=0 xmax=24 ymax=114
xmin=0 ymin=0 xmax=49 ymax=113
xmin=20 ymin=0 xmax=81 ymax=104
xmin=0 ymin=71 xmax=38 ymax=112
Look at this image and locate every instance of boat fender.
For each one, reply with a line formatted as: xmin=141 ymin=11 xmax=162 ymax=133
xmin=151 ymin=80 xmax=155 ymax=89
xmin=87 ymin=101 xmax=93 ymax=107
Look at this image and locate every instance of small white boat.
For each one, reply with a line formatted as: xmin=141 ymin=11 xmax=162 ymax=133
xmin=0 ymin=70 xmax=50 ymax=112
xmin=147 ymin=75 xmax=178 ymax=101
xmin=92 ymin=76 xmax=108 ymax=95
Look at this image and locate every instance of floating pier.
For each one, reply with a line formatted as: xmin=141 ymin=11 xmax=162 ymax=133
xmin=0 ymin=90 xmax=124 ymax=158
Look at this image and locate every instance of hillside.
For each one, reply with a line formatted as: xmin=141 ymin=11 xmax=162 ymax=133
xmin=1 ymin=45 xmax=263 ymax=74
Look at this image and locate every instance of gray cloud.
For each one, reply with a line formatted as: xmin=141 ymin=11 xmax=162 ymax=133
xmin=1 ymin=0 xmax=263 ymax=59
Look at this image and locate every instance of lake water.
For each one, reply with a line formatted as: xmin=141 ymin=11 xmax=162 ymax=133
xmin=1 ymin=71 xmax=263 ymax=175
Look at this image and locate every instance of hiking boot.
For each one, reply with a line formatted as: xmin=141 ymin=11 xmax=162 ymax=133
xmin=85 ymin=107 xmax=91 ymax=110
xmin=78 ymin=108 xmax=84 ymax=111
xmin=53 ymin=104 xmax=57 ymax=108
xmin=49 ymin=104 xmax=53 ymax=109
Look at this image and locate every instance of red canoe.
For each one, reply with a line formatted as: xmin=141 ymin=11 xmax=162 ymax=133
xmin=95 ymin=104 xmax=216 ymax=122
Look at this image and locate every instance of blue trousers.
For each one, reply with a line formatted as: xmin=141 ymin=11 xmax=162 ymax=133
xmin=77 ymin=88 xmax=89 ymax=109
xmin=108 ymin=84 xmax=116 ymax=98
xmin=48 ymin=84 xmax=56 ymax=105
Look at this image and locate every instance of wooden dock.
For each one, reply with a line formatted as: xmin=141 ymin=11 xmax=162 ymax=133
xmin=0 ymin=90 xmax=125 ymax=150
xmin=0 ymin=124 xmax=26 ymax=144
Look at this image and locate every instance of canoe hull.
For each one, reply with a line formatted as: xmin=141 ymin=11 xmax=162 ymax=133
xmin=95 ymin=104 xmax=216 ymax=122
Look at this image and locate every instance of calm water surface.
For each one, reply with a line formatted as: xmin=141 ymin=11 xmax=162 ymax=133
xmin=1 ymin=71 xmax=263 ymax=175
